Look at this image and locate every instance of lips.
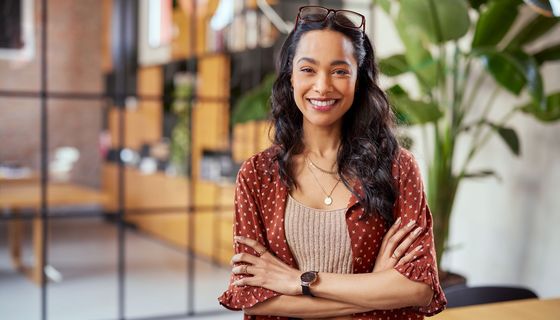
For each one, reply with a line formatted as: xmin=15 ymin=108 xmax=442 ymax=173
xmin=307 ymin=98 xmax=339 ymax=111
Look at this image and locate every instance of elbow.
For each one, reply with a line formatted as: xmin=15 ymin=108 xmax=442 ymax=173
xmin=243 ymin=306 xmax=256 ymax=316
xmin=414 ymin=284 xmax=434 ymax=307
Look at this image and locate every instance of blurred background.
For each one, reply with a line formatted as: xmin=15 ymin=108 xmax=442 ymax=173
xmin=0 ymin=0 xmax=558 ymax=319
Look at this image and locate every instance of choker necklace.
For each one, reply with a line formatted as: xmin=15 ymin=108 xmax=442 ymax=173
xmin=305 ymin=156 xmax=340 ymax=206
xmin=307 ymin=154 xmax=338 ymax=175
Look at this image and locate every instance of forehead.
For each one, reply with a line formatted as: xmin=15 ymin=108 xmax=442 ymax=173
xmin=294 ymin=30 xmax=356 ymax=65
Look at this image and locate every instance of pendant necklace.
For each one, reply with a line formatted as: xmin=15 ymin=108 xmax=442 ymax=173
xmin=307 ymin=155 xmax=338 ymax=175
xmin=305 ymin=156 xmax=340 ymax=206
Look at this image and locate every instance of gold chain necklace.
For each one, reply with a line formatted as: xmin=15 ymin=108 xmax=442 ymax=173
xmin=307 ymin=155 xmax=338 ymax=175
xmin=305 ymin=156 xmax=341 ymax=206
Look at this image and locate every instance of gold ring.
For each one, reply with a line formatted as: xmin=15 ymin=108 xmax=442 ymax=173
xmin=257 ymin=248 xmax=268 ymax=257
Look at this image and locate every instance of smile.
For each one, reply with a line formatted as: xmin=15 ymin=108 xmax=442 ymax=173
xmin=307 ymin=98 xmax=339 ymax=111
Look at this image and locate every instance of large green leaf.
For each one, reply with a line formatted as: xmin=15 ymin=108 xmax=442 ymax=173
xmin=507 ymin=14 xmax=559 ymax=49
xmin=463 ymin=169 xmax=501 ymax=181
xmin=394 ymin=13 xmax=439 ymax=88
xmin=387 ymin=85 xmax=411 ymax=124
xmin=231 ymin=74 xmax=275 ymax=124
xmin=489 ymin=123 xmax=520 ymax=156
xmin=399 ymin=0 xmax=470 ymax=44
xmin=468 ymin=0 xmax=488 ymax=10
xmin=379 ymin=54 xmax=409 ymax=77
xmin=521 ymin=91 xmax=560 ymax=122
xmin=377 ymin=0 xmax=392 ymax=13
xmin=387 ymin=86 xmax=443 ymax=124
xmin=476 ymin=50 xmax=526 ymax=94
xmin=512 ymin=51 xmax=545 ymax=109
xmin=475 ymin=49 xmax=544 ymax=108
xmin=534 ymin=43 xmax=560 ymax=64
xmin=472 ymin=0 xmax=520 ymax=48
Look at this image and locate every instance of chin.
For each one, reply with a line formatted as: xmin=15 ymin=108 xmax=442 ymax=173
xmin=304 ymin=115 xmax=343 ymax=128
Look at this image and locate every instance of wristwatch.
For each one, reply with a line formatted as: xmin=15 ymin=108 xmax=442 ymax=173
xmin=300 ymin=271 xmax=319 ymax=297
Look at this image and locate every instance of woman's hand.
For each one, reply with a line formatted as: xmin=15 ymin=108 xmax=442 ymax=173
xmin=231 ymin=236 xmax=301 ymax=296
xmin=373 ymin=217 xmax=423 ymax=273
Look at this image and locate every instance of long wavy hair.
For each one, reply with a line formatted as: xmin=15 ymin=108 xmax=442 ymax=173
xmin=269 ymin=12 xmax=399 ymax=223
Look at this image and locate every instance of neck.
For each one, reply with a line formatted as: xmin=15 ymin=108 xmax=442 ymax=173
xmin=302 ymin=120 xmax=342 ymax=159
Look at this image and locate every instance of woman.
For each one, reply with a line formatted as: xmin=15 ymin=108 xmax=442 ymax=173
xmin=219 ymin=6 xmax=446 ymax=320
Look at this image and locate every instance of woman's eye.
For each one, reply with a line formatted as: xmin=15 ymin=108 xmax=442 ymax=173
xmin=334 ymin=69 xmax=350 ymax=76
xmin=300 ymin=67 xmax=314 ymax=73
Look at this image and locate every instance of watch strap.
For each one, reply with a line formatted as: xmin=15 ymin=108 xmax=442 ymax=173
xmin=301 ymin=284 xmax=314 ymax=297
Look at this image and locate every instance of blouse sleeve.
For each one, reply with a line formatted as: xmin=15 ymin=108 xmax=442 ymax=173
xmin=392 ymin=149 xmax=447 ymax=316
xmin=218 ymin=158 xmax=281 ymax=311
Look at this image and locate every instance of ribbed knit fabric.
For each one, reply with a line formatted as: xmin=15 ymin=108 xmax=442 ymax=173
xmin=284 ymin=194 xmax=353 ymax=274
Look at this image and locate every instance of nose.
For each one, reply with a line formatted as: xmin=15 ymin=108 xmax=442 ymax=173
xmin=313 ymin=73 xmax=333 ymax=96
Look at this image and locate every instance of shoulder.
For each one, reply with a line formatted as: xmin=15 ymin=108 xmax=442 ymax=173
xmin=393 ymin=147 xmax=421 ymax=178
xmin=396 ymin=147 xmax=416 ymax=167
xmin=238 ymin=145 xmax=281 ymax=179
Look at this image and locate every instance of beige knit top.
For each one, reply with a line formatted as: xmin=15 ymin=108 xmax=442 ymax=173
xmin=284 ymin=194 xmax=353 ymax=274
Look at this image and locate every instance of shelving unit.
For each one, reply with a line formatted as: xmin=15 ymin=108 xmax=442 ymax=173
xmin=100 ymin=0 xmax=282 ymax=266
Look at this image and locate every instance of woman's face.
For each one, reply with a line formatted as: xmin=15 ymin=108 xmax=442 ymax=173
xmin=291 ymin=29 xmax=358 ymax=129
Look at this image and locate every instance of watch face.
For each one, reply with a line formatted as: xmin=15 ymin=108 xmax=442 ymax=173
xmin=301 ymin=271 xmax=317 ymax=283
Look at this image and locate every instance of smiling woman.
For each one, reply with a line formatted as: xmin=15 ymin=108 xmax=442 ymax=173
xmin=291 ymin=30 xmax=357 ymax=129
xmin=218 ymin=5 xmax=447 ymax=320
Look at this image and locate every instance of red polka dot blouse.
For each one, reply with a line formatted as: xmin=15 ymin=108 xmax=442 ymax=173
xmin=218 ymin=146 xmax=447 ymax=319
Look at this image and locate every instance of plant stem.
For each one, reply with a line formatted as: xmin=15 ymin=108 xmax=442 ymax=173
xmin=471 ymin=106 xmax=519 ymax=158
xmin=451 ymin=43 xmax=461 ymax=138
xmin=459 ymin=86 xmax=504 ymax=179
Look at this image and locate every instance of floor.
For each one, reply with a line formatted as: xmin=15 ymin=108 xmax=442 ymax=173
xmin=0 ymin=216 xmax=241 ymax=320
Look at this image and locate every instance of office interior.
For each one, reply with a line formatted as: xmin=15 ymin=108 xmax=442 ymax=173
xmin=1 ymin=0 xmax=559 ymax=320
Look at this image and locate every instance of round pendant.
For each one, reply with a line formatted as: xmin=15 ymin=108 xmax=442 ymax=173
xmin=324 ymin=196 xmax=333 ymax=206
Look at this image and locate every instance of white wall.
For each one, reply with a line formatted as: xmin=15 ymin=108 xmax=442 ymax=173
xmin=373 ymin=5 xmax=560 ymax=298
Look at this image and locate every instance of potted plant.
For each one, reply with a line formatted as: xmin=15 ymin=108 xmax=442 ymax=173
xmin=376 ymin=0 xmax=560 ymax=283
xmin=231 ymin=73 xmax=276 ymax=161
xmin=169 ymin=72 xmax=194 ymax=176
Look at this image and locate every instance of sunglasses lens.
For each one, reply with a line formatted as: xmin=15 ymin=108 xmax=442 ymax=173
xmin=299 ymin=6 xmax=329 ymax=22
xmin=335 ymin=11 xmax=363 ymax=29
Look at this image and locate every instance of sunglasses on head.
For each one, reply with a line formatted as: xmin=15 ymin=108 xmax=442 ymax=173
xmin=295 ymin=6 xmax=366 ymax=32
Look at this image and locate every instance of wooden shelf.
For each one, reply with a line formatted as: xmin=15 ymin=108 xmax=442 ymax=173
xmin=102 ymin=163 xmax=235 ymax=263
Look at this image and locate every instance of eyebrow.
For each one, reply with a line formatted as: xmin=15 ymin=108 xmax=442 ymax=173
xmin=296 ymin=57 xmax=351 ymax=67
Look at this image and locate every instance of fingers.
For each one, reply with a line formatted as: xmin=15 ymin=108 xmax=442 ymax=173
xmin=233 ymin=276 xmax=259 ymax=287
xmin=230 ymin=252 xmax=260 ymax=266
xmin=232 ymin=263 xmax=253 ymax=275
xmin=379 ymin=217 xmax=401 ymax=253
xmin=396 ymin=244 xmax=423 ymax=267
xmin=391 ymin=226 xmax=423 ymax=260
xmin=385 ymin=219 xmax=417 ymax=258
xmin=235 ymin=235 xmax=269 ymax=257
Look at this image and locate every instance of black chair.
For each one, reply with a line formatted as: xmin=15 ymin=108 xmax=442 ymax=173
xmin=444 ymin=285 xmax=538 ymax=308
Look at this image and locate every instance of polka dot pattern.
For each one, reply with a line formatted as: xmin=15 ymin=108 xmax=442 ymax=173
xmin=218 ymin=146 xmax=447 ymax=319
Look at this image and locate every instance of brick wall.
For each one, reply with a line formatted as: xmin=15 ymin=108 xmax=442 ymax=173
xmin=0 ymin=0 xmax=103 ymax=187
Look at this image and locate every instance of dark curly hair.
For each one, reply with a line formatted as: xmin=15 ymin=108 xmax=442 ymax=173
xmin=270 ymin=12 xmax=399 ymax=223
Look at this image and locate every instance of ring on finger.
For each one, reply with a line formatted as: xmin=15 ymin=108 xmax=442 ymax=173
xmin=242 ymin=265 xmax=248 ymax=274
xmin=391 ymin=252 xmax=399 ymax=259
xmin=257 ymin=248 xmax=268 ymax=257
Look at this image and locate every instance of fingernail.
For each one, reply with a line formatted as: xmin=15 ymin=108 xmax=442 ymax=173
xmin=234 ymin=236 xmax=244 ymax=241
xmin=407 ymin=220 xmax=415 ymax=227
xmin=414 ymin=227 xmax=422 ymax=234
xmin=416 ymin=245 xmax=423 ymax=251
xmin=395 ymin=217 xmax=401 ymax=226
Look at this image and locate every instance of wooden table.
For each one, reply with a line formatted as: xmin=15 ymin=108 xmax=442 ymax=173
xmin=432 ymin=298 xmax=560 ymax=320
xmin=0 ymin=174 xmax=39 ymax=185
xmin=0 ymin=183 xmax=108 ymax=285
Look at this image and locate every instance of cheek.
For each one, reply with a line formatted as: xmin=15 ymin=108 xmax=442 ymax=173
xmin=337 ymin=80 xmax=356 ymax=97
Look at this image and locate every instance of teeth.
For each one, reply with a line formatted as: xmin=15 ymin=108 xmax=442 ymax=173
xmin=309 ymin=99 xmax=336 ymax=107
